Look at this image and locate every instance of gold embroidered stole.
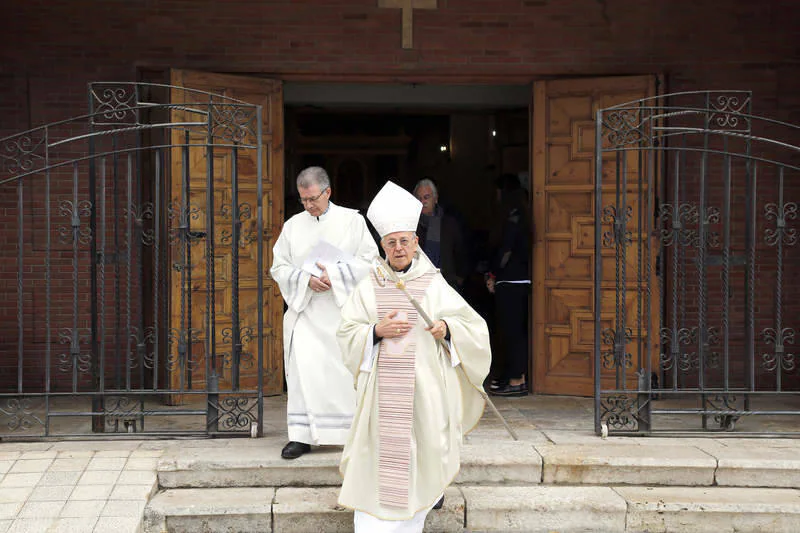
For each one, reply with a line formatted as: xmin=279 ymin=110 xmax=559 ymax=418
xmin=372 ymin=269 xmax=434 ymax=508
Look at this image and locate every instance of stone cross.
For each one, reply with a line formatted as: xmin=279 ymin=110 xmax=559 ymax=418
xmin=378 ymin=0 xmax=437 ymax=49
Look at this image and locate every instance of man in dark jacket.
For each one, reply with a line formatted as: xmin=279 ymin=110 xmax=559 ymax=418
xmin=413 ymin=178 xmax=468 ymax=291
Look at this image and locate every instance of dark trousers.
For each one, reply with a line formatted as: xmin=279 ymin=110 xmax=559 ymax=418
xmin=495 ymin=283 xmax=530 ymax=381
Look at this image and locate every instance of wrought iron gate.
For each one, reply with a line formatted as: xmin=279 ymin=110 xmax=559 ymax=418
xmin=0 ymin=82 xmax=267 ymax=438
xmin=595 ymin=90 xmax=800 ymax=435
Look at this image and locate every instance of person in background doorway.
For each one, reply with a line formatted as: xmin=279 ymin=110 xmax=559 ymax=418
xmin=486 ymin=173 xmax=531 ymax=397
xmin=270 ymin=166 xmax=378 ymax=459
xmin=413 ymin=178 xmax=468 ymax=291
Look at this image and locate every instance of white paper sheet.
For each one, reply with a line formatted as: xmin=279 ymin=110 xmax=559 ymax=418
xmin=301 ymin=240 xmax=352 ymax=277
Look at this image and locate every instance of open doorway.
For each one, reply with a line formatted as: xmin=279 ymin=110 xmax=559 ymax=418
xmin=282 ymin=82 xmax=532 ymax=391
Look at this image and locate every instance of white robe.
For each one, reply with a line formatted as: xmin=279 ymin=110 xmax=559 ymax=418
xmin=270 ymin=202 xmax=378 ymax=445
xmin=337 ymin=253 xmax=491 ymax=530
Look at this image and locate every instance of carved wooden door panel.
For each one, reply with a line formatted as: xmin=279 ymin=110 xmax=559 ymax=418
xmin=168 ymin=69 xmax=284 ymax=398
xmin=532 ymin=76 xmax=658 ymax=396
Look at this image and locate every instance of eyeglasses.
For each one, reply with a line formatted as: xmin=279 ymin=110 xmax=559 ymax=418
xmin=383 ymin=237 xmax=414 ymax=249
xmin=298 ymin=189 xmax=328 ymax=205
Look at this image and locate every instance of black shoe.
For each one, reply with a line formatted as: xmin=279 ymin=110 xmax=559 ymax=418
xmin=433 ymin=495 xmax=444 ymax=510
xmin=488 ymin=378 xmax=507 ymax=392
xmin=491 ymin=383 xmax=528 ymax=397
xmin=281 ymin=441 xmax=311 ymax=459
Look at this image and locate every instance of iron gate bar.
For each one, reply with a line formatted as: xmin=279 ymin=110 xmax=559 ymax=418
xmin=595 ymin=90 xmax=800 ymax=436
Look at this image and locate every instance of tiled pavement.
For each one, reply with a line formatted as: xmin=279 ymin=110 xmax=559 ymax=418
xmin=0 ymin=442 xmax=165 ymax=533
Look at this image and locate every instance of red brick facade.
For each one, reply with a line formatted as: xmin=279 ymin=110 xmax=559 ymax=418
xmin=0 ymin=0 xmax=798 ymax=392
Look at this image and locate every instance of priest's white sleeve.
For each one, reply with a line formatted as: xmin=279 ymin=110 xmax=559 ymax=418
xmin=270 ymin=226 xmax=313 ymax=313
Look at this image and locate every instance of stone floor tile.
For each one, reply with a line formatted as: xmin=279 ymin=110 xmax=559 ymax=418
xmin=92 ymin=516 xmax=140 ymax=533
xmin=9 ymin=460 xmax=53 ymax=474
xmin=108 ymin=484 xmax=154 ymax=501
xmin=0 ymin=453 xmax=21 ymax=462
xmin=0 ymin=462 xmax=13 ymax=475
xmin=39 ymin=471 xmax=82 ymax=486
xmin=48 ymin=458 xmax=90 ymax=472
xmin=115 ymin=470 xmax=155 ymax=485
xmin=18 ymin=451 xmax=57 ymax=461
xmin=60 ymin=500 xmax=105 ymax=519
xmin=0 ymin=473 xmax=44 ymax=488
xmin=47 ymin=517 xmax=98 ymax=533
xmin=55 ymin=451 xmax=94 ymax=459
xmin=128 ymin=449 xmax=164 ymax=458
xmin=50 ymin=441 xmax=139 ymax=452
xmin=6 ymin=519 xmax=56 ymax=533
xmin=69 ymin=485 xmax=113 ymax=501
xmin=77 ymin=471 xmax=120 ymax=486
xmin=29 ymin=485 xmax=74 ymax=502
xmin=100 ymin=500 xmax=145 ymax=518
xmin=123 ymin=458 xmax=157 ymax=470
xmin=0 ymin=519 xmax=10 ymax=533
xmin=86 ymin=457 xmax=127 ymax=471
xmin=0 ymin=488 xmax=33 ymax=505
xmin=16 ymin=500 xmax=64 ymax=519
xmin=94 ymin=450 xmax=131 ymax=459
xmin=0 ymin=503 xmax=23 ymax=520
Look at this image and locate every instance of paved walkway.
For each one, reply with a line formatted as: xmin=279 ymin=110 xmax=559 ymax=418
xmin=1 ymin=394 xmax=798 ymax=532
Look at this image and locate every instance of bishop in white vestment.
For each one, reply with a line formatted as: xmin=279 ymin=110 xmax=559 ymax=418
xmin=270 ymin=167 xmax=378 ymax=459
xmin=337 ymin=181 xmax=491 ymax=531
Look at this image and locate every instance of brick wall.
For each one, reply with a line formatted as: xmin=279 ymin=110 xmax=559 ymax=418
xmin=0 ymin=0 xmax=798 ymax=392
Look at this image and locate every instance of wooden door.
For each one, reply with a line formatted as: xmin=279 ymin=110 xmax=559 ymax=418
xmin=532 ymin=76 xmax=657 ymax=396
xmin=168 ymin=69 xmax=284 ymax=397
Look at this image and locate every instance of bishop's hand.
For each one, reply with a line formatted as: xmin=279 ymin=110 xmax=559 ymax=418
xmin=376 ymin=310 xmax=411 ymax=339
xmin=426 ymin=319 xmax=448 ymax=341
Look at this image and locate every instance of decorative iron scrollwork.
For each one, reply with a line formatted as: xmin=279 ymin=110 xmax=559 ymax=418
xmin=207 ymin=396 xmax=257 ymax=431
xmin=167 ymin=328 xmax=203 ymax=371
xmin=709 ymin=94 xmax=751 ymax=131
xmin=58 ymin=200 xmax=93 ymax=245
xmin=220 ymin=202 xmax=256 ymax=247
xmin=211 ymin=105 xmax=257 ymax=144
xmin=601 ymin=205 xmax=633 ymax=247
xmin=1 ymin=131 xmax=46 ymax=176
xmin=57 ymin=328 xmax=92 ymax=375
xmin=0 ymin=398 xmax=44 ymax=432
xmin=762 ymin=327 xmax=796 ymax=373
xmin=603 ymin=109 xmax=647 ymax=148
xmin=764 ymin=202 xmax=798 ymax=247
xmin=601 ymin=327 xmax=633 ymax=369
xmin=221 ymin=326 xmax=256 ymax=371
xmin=600 ymin=395 xmax=639 ymax=431
xmin=90 ymin=86 xmax=138 ymax=125
xmin=104 ymin=396 xmax=143 ymax=433
xmin=130 ymin=326 xmax=156 ymax=370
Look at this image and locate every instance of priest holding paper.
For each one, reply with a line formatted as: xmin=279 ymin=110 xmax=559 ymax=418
xmin=270 ymin=166 xmax=378 ymax=459
xmin=337 ymin=181 xmax=491 ymax=532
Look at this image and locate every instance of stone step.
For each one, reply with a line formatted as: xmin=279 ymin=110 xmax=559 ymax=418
xmin=157 ymin=438 xmax=541 ymax=489
xmin=144 ymin=485 xmax=800 ymax=532
xmin=616 ymin=486 xmax=800 ymax=533
xmin=143 ymin=486 xmax=464 ymax=533
xmin=157 ymin=438 xmax=800 ymax=490
xmin=538 ymin=443 xmax=717 ymax=486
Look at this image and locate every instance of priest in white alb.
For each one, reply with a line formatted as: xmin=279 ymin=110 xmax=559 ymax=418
xmin=270 ymin=166 xmax=378 ymax=459
xmin=337 ymin=181 xmax=491 ymax=532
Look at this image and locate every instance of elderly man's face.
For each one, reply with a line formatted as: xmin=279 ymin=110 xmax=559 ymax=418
xmin=381 ymin=231 xmax=418 ymax=271
xmin=415 ymin=185 xmax=437 ymax=216
xmin=298 ymin=183 xmax=330 ymax=217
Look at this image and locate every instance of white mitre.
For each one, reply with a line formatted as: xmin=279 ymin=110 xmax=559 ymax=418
xmin=367 ymin=181 xmax=422 ymax=238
